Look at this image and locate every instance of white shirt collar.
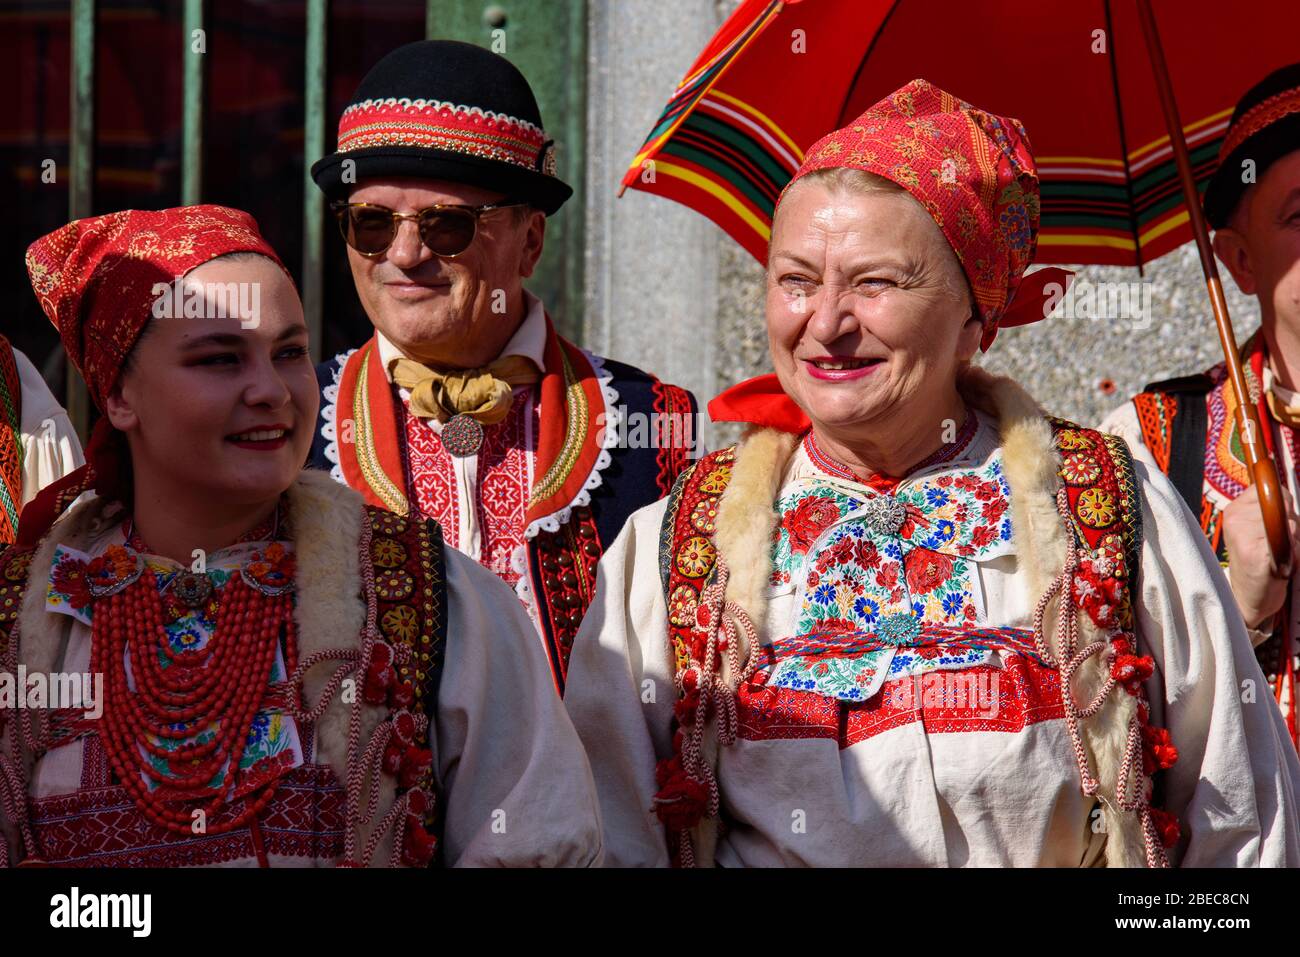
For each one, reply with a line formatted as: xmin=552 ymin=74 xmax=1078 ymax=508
xmin=783 ymin=409 xmax=1000 ymax=490
xmin=375 ymin=288 xmax=548 ymax=381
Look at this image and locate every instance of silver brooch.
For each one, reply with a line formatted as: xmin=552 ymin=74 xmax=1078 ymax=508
xmin=860 ymin=495 xmax=907 ymax=537
xmin=441 ymin=414 xmax=484 ymax=457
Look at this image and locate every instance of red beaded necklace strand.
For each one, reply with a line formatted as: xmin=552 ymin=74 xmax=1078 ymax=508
xmin=88 ymin=511 xmax=298 ymax=836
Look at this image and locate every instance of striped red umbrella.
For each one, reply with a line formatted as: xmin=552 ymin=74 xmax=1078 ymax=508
xmin=622 ymin=0 xmax=1298 ymax=268
xmin=623 ymin=0 xmax=1296 ymax=564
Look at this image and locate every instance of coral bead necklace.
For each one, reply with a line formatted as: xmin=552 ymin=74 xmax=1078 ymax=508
xmin=86 ymin=508 xmax=297 ymax=835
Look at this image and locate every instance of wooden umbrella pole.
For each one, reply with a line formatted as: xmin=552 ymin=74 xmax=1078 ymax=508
xmin=1135 ymin=0 xmax=1291 ymax=569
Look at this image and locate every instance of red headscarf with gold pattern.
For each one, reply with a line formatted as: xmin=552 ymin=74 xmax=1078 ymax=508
xmin=18 ymin=206 xmax=286 ymax=544
xmin=711 ymin=79 xmax=1070 ymax=432
xmin=24 ymin=205 xmax=285 ymax=412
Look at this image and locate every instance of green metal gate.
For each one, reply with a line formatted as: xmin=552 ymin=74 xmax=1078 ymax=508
xmin=60 ymin=0 xmax=587 ymax=438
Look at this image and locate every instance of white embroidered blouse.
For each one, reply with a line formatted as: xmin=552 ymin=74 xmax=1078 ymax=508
xmin=565 ymin=412 xmax=1300 ymax=867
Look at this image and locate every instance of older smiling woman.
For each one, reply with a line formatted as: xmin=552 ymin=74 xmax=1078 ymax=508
xmin=563 ymin=80 xmax=1300 ymax=868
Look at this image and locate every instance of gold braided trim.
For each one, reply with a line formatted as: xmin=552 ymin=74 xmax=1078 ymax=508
xmin=530 ymin=348 xmax=588 ymax=506
xmin=352 ymin=347 xmax=409 ymax=515
xmin=340 ymin=121 xmax=540 ymax=159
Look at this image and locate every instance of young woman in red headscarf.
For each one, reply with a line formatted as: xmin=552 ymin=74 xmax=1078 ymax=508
xmin=0 ymin=206 xmax=600 ymax=867
xmin=564 ymin=81 xmax=1300 ymax=868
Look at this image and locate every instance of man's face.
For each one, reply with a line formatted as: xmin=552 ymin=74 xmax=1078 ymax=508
xmin=345 ymin=177 xmax=546 ymax=368
xmin=1215 ymin=150 xmax=1300 ymax=333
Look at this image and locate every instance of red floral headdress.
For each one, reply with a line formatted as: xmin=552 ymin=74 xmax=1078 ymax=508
xmin=25 ymin=204 xmax=284 ymax=412
xmin=711 ymin=78 xmax=1071 ymax=432
xmin=19 ymin=205 xmax=286 ymax=544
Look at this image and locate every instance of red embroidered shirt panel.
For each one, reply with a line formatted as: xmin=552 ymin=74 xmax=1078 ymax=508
xmin=29 ymin=734 xmax=346 ymax=866
xmin=399 ymin=386 xmax=539 ymax=586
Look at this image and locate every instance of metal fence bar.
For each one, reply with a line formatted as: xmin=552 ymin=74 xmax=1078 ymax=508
xmin=67 ymin=0 xmax=95 ymax=438
xmin=562 ymin=1 xmax=588 ymax=343
xmin=302 ymin=0 xmax=328 ymax=360
xmin=181 ymin=0 xmax=206 ymax=204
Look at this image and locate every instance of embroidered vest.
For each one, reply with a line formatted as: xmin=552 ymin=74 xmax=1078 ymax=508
xmin=661 ymin=424 xmax=1142 ymax=681
xmin=0 ymin=337 xmax=23 ymax=544
xmin=0 ymin=506 xmax=450 ymax=867
xmin=311 ymin=339 xmax=699 ymax=693
xmin=1048 ymin=419 xmax=1142 ymax=627
xmin=656 ymin=420 xmax=1173 ymax=864
xmin=363 ymin=506 xmax=450 ymax=722
xmin=1133 ymin=351 xmax=1295 ymax=699
xmin=1132 ymin=376 xmax=1220 ymax=554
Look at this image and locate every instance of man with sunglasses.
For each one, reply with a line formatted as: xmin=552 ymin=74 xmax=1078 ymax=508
xmin=309 ymin=40 xmax=699 ymax=693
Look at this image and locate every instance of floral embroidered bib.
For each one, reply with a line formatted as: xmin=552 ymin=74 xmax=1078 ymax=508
xmin=769 ymin=449 xmax=1014 ymax=701
xmin=764 ymin=625 xmax=1047 ymax=702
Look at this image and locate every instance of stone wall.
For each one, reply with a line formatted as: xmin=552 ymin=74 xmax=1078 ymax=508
xmin=584 ymin=0 xmax=721 ymax=434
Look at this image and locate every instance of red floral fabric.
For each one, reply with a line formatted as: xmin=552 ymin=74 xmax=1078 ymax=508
xmin=24 ymin=205 xmax=285 ymax=411
xmin=401 ymin=387 xmax=536 ymax=586
xmin=779 ymin=495 xmax=841 ymax=556
xmin=781 ymin=78 xmax=1067 ymax=350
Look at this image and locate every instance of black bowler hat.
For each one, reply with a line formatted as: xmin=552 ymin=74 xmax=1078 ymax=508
xmin=311 ymin=40 xmax=572 ymax=215
xmin=1204 ymin=62 xmax=1300 ymax=229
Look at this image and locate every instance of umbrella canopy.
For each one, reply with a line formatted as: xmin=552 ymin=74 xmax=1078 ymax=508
xmin=621 ymin=0 xmax=1300 ymax=268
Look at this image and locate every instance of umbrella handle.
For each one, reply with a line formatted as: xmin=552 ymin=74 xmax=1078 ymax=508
xmin=1252 ymin=454 xmax=1292 ymax=574
xmin=1137 ymin=0 xmax=1292 ymax=570
xmin=1209 ymin=272 xmax=1293 ymax=572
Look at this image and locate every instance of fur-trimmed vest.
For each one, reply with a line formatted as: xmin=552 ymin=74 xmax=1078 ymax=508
xmin=0 ymin=336 xmax=22 ymax=544
xmin=0 ymin=470 xmax=448 ymax=867
xmin=654 ymin=368 xmax=1177 ymax=868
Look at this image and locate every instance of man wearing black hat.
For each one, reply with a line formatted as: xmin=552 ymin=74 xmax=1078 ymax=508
xmin=308 ymin=41 xmax=699 ymax=693
xmin=1103 ymin=63 xmax=1300 ymax=748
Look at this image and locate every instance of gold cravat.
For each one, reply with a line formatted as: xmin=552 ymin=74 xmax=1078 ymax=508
xmin=388 ymin=353 xmax=541 ymax=425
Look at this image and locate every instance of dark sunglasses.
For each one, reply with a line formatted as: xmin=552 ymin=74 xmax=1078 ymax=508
xmin=330 ymin=200 xmax=529 ymax=258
